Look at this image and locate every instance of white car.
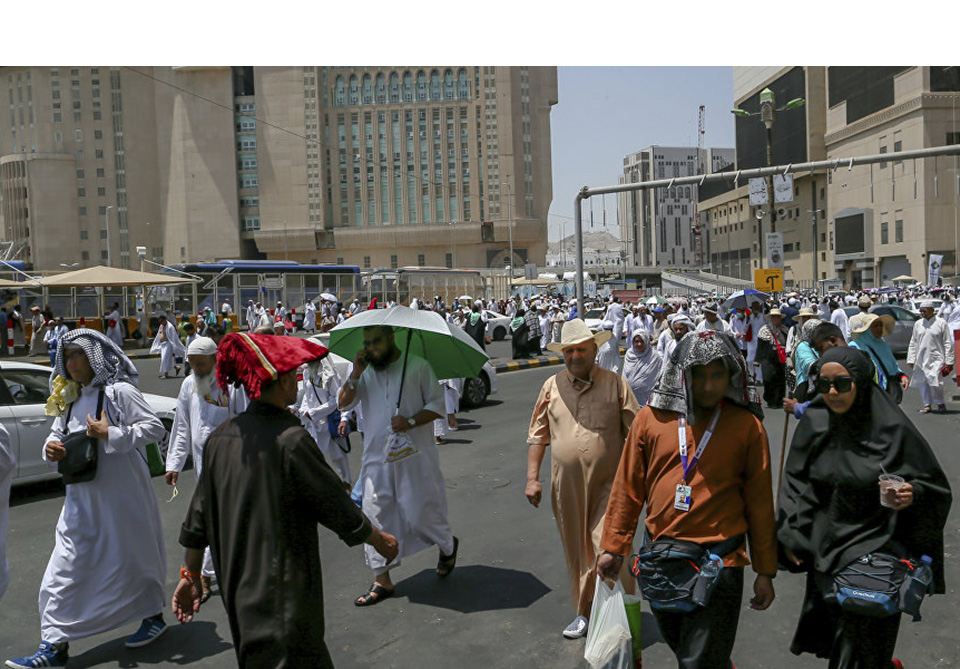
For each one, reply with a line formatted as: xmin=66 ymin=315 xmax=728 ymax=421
xmin=304 ymin=333 xmax=497 ymax=409
xmin=900 ymin=298 xmax=943 ymax=316
xmin=582 ymin=308 xmax=606 ymax=333
xmin=7 ymin=361 xmax=178 ymax=486
xmin=483 ymin=310 xmax=513 ymax=341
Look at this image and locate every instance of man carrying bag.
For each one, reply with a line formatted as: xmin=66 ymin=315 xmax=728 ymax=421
xmin=597 ymin=330 xmax=778 ymax=668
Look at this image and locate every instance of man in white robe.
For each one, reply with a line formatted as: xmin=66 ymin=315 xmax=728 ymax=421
xmin=150 ymin=314 xmax=185 ymax=378
xmin=829 ymin=300 xmax=851 ymax=341
xmin=29 ymin=306 xmax=47 ymax=356
xmin=298 ymin=355 xmax=351 ymax=483
xmin=0 ymin=423 xmax=13 ymax=605
xmin=538 ymin=306 xmax=552 ymax=351
xmin=745 ymin=300 xmax=767 ymax=382
xmin=339 ymin=324 xmax=457 ymax=606
xmin=274 ymin=302 xmax=287 ymax=326
xmin=105 ymin=303 xmax=124 ymax=350
xmin=595 ymin=323 xmax=621 ymax=373
xmin=303 ymin=299 xmax=318 ymax=333
xmin=6 ymin=329 xmax=167 ymax=668
xmin=695 ymin=302 xmax=732 ymax=334
xmin=433 ymin=378 xmax=463 ymax=443
xmin=164 ymin=337 xmax=230 ymax=602
xmin=907 ymin=301 xmax=955 ymax=414
xmin=245 ymin=300 xmax=258 ymax=332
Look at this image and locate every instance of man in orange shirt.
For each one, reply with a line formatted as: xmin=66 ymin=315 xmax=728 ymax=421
xmin=598 ymin=330 xmax=777 ymax=668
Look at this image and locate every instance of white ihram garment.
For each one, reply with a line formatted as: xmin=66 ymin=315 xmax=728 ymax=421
xmin=106 ymin=310 xmax=124 ymax=349
xmin=434 ymin=378 xmax=463 ymax=438
xmin=149 ymin=322 xmax=185 ymax=375
xmin=298 ymin=360 xmax=351 ymax=483
xmin=303 ymin=302 xmax=317 ymax=331
xmin=39 ymin=382 xmax=166 ymax=643
xmin=341 ymin=354 xmax=452 ymax=575
xmin=165 ymin=374 xmax=230 ymax=577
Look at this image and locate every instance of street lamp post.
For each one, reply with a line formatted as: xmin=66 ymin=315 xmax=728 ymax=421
xmin=807 ymin=208 xmax=824 ymax=289
xmin=504 ymin=183 xmax=514 ymax=274
xmin=448 ymin=219 xmax=457 ymax=268
xmin=104 ymin=205 xmax=114 ymax=266
xmin=732 ymin=89 xmax=805 ymax=264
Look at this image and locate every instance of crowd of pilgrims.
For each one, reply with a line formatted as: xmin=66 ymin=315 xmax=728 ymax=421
xmin=0 ymin=283 xmax=955 ymax=668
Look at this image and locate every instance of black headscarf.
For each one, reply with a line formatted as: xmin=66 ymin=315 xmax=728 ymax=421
xmin=777 ymin=346 xmax=952 ymax=591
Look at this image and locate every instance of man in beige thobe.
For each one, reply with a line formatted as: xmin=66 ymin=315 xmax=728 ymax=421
xmin=525 ymin=319 xmax=640 ymax=640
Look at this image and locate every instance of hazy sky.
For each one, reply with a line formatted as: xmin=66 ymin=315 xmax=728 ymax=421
xmin=547 ymin=66 xmax=736 ymax=241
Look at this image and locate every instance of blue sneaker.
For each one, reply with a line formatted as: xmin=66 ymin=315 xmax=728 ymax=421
xmin=124 ymin=615 xmax=166 ymax=648
xmin=5 ymin=641 xmax=68 ymax=668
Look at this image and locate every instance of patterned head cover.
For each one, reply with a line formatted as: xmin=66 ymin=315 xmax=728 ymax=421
xmin=801 ymin=318 xmax=824 ymax=344
xmin=647 ymin=330 xmax=762 ymax=422
xmin=53 ymin=327 xmax=139 ymax=387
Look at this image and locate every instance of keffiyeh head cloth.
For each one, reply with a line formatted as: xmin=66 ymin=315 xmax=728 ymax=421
xmin=647 ymin=330 xmax=763 ymax=423
xmin=53 ymin=327 xmax=139 ymax=387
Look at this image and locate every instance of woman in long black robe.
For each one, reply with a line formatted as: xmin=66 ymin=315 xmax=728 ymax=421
xmin=776 ymin=346 xmax=951 ymax=668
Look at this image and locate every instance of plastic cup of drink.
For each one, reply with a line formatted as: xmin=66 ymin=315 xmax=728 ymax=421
xmin=879 ymin=474 xmax=905 ymax=508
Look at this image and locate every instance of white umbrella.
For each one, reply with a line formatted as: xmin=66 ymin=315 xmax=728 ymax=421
xmin=319 ymin=292 xmax=338 ymax=302
xmin=458 ymin=295 xmax=474 ymax=302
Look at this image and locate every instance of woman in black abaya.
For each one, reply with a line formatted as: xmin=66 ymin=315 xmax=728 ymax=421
xmin=776 ymin=346 xmax=951 ymax=668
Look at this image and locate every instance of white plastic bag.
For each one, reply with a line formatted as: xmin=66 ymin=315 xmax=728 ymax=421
xmin=584 ymin=576 xmax=633 ymax=669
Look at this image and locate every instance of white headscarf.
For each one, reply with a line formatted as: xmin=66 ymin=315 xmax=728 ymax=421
xmin=622 ymin=330 xmax=662 ymax=406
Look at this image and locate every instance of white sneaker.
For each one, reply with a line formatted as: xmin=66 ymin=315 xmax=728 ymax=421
xmin=562 ymin=615 xmax=588 ymax=639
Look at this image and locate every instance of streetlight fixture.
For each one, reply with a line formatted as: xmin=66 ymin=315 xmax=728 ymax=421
xmin=731 ymin=89 xmax=806 ymax=243
xmin=59 ymin=262 xmax=79 ymax=268
xmin=104 ymin=205 xmax=114 ymax=266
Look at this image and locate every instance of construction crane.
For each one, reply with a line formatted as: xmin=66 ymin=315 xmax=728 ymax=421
xmin=692 ymin=105 xmax=706 ymax=267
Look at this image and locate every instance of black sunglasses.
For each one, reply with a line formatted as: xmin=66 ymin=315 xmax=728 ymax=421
xmin=815 ymin=376 xmax=854 ymax=394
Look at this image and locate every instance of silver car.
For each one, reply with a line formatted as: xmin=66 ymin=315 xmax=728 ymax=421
xmin=842 ymin=305 xmax=917 ymax=356
xmin=6 ymin=361 xmax=178 ymax=486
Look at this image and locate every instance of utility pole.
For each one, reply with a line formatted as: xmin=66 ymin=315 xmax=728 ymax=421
xmin=104 ymin=205 xmax=113 ymax=266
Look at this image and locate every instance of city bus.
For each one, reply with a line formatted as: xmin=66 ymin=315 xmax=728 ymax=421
xmin=362 ymin=267 xmax=485 ymax=307
xmin=158 ymin=260 xmax=363 ymax=319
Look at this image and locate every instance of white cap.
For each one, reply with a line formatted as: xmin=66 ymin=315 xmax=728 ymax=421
xmin=187 ymin=336 xmax=218 ymax=356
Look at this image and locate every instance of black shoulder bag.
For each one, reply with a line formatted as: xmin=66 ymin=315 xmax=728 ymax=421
xmin=58 ymin=389 xmax=105 ymax=485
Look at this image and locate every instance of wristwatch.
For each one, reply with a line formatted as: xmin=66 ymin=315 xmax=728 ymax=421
xmin=407 ymin=417 xmax=416 ymax=427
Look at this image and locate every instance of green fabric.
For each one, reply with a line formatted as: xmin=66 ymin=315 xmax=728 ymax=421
xmin=469 ymin=312 xmax=481 ymax=326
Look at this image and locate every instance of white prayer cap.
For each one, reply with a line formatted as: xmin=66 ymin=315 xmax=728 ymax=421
xmin=919 ymin=300 xmax=936 ymax=309
xmin=188 ymin=336 xmax=218 ymax=356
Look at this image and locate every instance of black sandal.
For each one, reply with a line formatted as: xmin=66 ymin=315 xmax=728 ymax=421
xmin=355 ymin=583 xmax=394 ymax=607
xmin=437 ymin=536 xmax=459 ymax=578
xmin=918 ymin=405 xmax=932 ymax=414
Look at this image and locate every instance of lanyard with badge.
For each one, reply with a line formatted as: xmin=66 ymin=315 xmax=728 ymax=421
xmin=674 ymin=406 xmax=722 ymax=512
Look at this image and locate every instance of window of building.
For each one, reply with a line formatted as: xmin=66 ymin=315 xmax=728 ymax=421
xmin=880 ymin=220 xmax=889 ymax=244
xmin=82 ymin=251 xmax=89 ymax=261
xmin=879 ymin=144 xmax=887 ymax=169
xmin=79 ymin=208 xmax=87 ymax=218
xmin=417 ymin=253 xmax=426 ymax=266
xmin=96 ymin=168 xmax=104 ymax=178
xmin=895 ymin=217 xmax=903 ymax=243
xmin=363 ymin=255 xmax=371 ymax=268
xmin=77 ymin=188 xmax=85 ymax=197
xmin=97 ymin=186 xmax=105 ymax=196
xmin=390 ymin=254 xmax=398 ymax=269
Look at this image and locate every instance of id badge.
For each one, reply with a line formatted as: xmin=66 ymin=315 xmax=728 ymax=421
xmin=674 ymin=484 xmax=692 ymax=512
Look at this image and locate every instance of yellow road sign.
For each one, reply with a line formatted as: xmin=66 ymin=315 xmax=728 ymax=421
xmin=754 ymin=268 xmax=783 ymax=292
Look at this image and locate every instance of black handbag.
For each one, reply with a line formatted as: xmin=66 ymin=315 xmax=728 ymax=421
xmin=57 ymin=389 xmax=105 ymax=485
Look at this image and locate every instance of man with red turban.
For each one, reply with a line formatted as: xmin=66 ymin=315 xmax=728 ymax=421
xmin=171 ymin=333 xmax=398 ymax=668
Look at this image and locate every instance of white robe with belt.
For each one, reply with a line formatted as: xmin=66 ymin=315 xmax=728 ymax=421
xmin=40 ymin=382 xmax=166 ymax=643
xmin=298 ymin=360 xmax=351 ymax=483
xmin=341 ymin=354 xmax=452 ymax=575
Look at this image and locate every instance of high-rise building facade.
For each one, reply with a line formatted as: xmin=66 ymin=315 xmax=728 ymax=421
xmin=0 ymin=66 xmax=558 ymax=272
xmin=618 ymin=145 xmax=733 ymax=268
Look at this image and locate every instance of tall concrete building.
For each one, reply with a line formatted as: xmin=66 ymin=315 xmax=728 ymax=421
xmin=0 ymin=66 xmax=558 ymax=272
xmin=618 ymin=146 xmax=733 ymax=268
xmin=701 ymin=66 xmax=829 ymax=289
xmin=703 ymin=66 xmax=960 ymax=290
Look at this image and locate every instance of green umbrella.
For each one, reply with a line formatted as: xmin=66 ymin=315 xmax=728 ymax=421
xmin=328 ymin=306 xmax=488 ymax=381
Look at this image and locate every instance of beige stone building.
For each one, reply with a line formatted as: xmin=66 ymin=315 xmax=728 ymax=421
xmin=0 ymin=66 xmax=557 ymax=273
xmin=704 ymin=66 xmax=960 ymax=290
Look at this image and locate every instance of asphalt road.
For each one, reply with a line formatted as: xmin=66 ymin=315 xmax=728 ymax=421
xmin=2 ymin=359 xmax=959 ymax=668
